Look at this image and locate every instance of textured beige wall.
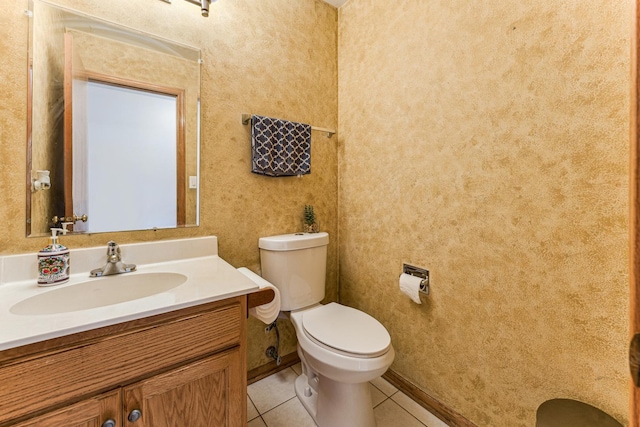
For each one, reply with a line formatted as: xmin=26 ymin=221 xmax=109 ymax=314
xmin=0 ymin=0 xmax=337 ymax=371
xmin=338 ymin=1 xmax=630 ymax=426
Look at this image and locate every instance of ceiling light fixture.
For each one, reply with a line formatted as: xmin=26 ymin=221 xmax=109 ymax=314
xmin=185 ymin=0 xmax=215 ymax=17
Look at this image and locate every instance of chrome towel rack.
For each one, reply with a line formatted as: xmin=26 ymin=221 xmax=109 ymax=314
xmin=241 ymin=114 xmax=335 ymax=138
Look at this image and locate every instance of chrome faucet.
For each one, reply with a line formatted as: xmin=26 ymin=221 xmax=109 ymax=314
xmin=90 ymin=241 xmax=137 ymax=277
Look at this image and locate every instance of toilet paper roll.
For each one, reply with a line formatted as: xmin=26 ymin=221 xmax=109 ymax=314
xmin=399 ymin=273 xmax=423 ymax=304
xmin=237 ymin=267 xmax=281 ymax=324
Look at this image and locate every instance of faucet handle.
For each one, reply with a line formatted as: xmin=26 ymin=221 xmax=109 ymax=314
xmin=106 ymin=241 xmax=122 ymax=261
xmin=89 ymin=241 xmax=134 ymax=277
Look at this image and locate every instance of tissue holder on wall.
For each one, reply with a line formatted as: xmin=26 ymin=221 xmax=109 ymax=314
xmin=399 ymin=264 xmax=429 ymax=304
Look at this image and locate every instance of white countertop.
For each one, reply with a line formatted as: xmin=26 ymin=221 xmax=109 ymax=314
xmin=0 ymin=237 xmax=258 ymax=351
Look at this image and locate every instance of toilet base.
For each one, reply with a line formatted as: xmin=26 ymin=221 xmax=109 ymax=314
xmin=295 ymin=373 xmax=376 ymax=427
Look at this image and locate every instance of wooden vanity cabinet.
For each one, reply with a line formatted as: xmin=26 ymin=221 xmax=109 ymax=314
xmin=11 ymin=390 xmax=121 ymax=427
xmin=0 ymin=296 xmax=247 ymax=427
xmin=123 ymin=349 xmax=242 ymax=427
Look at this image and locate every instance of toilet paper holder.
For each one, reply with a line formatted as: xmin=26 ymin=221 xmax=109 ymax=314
xmin=402 ymin=264 xmax=429 ymax=295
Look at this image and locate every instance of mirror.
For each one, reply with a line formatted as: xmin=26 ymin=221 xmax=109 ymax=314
xmin=27 ymin=0 xmax=201 ymax=236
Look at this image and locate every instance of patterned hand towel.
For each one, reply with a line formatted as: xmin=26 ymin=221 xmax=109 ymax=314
xmin=251 ymin=115 xmax=311 ymax=177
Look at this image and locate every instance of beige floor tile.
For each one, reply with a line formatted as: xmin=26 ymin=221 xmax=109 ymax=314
xmin=248 ymin=368 xmax=298 ymax=413
xmin=391 ymin=391 xmax=449 ymax=427
xmin=370 ymin=376 xmax=398 ymax=397
xmin=248 ymin=395 xmax=260 ymax=421
xmin=247 ymin=416 xmax=267 ymax=427
xmin=261 ymin=397 xmax=317 ymax=427
xmin=247 ymin=369 xmax=443 ymax=427
xmin=370 ymin=382 xmax=387 ymax=407
xmin=374 ymin=399 xmax=426 ymax=427
xmin=291 ymin=362 xmax=302 ymax=376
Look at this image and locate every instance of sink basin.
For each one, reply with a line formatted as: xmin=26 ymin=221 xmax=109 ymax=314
xmin=10 ymin=272 xmax=187 ymax=315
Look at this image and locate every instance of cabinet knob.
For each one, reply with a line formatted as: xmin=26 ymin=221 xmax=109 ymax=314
xmin=128 ymin=409 xmax=142 ymax=422
xmin=102 ymin=419 xmax=116 ymax=427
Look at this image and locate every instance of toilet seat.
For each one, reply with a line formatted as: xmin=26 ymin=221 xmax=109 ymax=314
xmin=301 ymin=303 xmax=391 ymax=358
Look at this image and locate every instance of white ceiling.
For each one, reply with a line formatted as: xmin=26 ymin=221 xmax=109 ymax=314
xmin=322 ymin=0 xmax=348 ymax=8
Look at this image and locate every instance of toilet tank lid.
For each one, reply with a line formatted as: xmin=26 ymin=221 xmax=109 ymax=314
xmin=259 ymin=232 xmax=329 ymax=251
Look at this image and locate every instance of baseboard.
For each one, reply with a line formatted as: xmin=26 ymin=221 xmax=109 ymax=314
xmin=383 ymin=369 xmax=477 ymax=427
xmin=247 ymin=352 xmax=301 ymax=385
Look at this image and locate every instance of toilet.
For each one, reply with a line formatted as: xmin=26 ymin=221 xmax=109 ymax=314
xmin=255 ymin=232 xmax=395 ymax=427
xmin=536 ymin=399 xmax=622 ymax=427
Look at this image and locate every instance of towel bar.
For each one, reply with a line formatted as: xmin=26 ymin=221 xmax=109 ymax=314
xmin=241 ymin=113 xmax=335 ymax=138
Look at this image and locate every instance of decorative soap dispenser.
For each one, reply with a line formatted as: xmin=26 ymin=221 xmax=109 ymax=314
xmin=37 ymin=223 xmax=71 ymax=286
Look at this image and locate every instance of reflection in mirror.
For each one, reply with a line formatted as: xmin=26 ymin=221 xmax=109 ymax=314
xmin=27 ymin=0 xmax=201 ymax=236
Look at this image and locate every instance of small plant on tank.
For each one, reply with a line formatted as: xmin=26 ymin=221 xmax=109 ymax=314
xmin=303 ymin=205 xmax=319 ymax=233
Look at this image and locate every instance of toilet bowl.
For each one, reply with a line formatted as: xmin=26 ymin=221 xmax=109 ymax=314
xmin=288 ymin=303 xmax=394 ymax=427
xmin=249 ymin=232 xmax=395 ymax=427
xmin=536 ymin=399 xmax=622 ymax=427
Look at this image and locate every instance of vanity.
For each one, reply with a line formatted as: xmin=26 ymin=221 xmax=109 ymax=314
xmin=4 ymin=2 xmax=268 ymax=424
xmin=0 ymin=237 xmax=265 ymax=427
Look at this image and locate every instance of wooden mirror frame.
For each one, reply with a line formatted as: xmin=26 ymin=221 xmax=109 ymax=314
xmin=631 ymin=1 xmax=639 ymax=425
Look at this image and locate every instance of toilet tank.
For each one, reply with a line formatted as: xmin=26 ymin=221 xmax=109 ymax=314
xmin=259 ymin=232 xmax=329 ymax=311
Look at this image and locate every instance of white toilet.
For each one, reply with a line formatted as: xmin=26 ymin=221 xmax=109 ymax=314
xmin=256 ymin=232 xmax=395 ymax=427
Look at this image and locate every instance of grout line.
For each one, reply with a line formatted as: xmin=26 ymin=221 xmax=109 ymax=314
xmin=389 ymin=392 xmax=433 ymax=427
xmin=248 ymin=367 xmax=299 ymax=415
xmin=258 ymin=395 xmax=320 ymax=427
xmin=372 ymin=395 xmax=389 ymax=409
xmin=373 ymin=386 xmax=432 ymax=427
xmin=247 ymin=394 xmax=260 ymax=422
xmin=259 ymin=395 xmax=299 ymax=416
xmin=369 ymin=381 xmax=383 ymax=393
xmin=407 ymin=410 xmax=429 ymax=427
xmin=371 ymin=378 xmax=400 ymax=398
xmin=370 ymin=381 xmax=386 ymax=408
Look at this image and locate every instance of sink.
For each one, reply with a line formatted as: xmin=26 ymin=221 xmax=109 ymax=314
xmin=10 ymin=272 xmax=187 ymax=315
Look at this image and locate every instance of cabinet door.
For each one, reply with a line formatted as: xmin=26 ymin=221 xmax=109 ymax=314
xmin=12 ymin=389 xmax=120 ymax=427
xmin=123 ymin=348 xmax=245 ymax=427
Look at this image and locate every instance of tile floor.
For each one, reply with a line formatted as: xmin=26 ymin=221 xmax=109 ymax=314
xmin=247 ymin=364 xmax=450 ymax=427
